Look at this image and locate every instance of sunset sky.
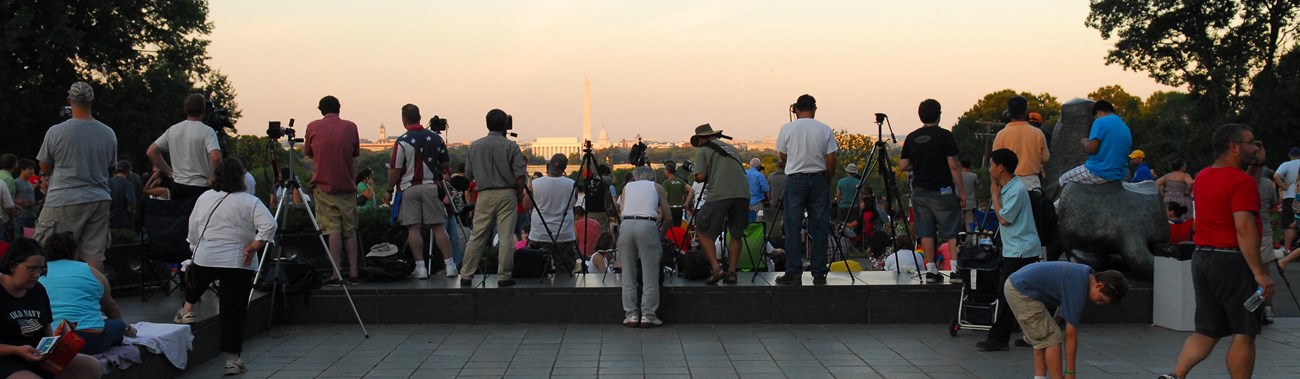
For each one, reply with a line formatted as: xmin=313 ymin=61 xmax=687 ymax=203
xmin=208 ymin=0 xmax=1175 ymax=144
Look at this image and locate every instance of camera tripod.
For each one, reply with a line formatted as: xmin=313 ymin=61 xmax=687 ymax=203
xmin=250 ymin=135 xmax=369 ymax=338
xmin=842 ymin=113 xmax=922 ymax=281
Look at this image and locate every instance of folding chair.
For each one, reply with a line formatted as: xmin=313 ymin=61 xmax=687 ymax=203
xmin=140 ymin=197 xmax=194 ymax=302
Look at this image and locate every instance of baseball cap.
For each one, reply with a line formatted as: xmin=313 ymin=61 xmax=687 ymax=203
xmin=1129 ymin=150 xmax=1145 ymax=159
xmin=1027 ymin=112 xmax=1043 ymax=124
xmin=68 ymin=81 xmax=94 ymax=103
xmin=1289 ymin=147 xmax=1300 ymax=157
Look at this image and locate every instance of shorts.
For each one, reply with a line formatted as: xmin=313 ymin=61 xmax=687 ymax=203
xmin=1005 ymin=280 xmax=1064 ymax=349
xmin=911 ymin=188 xmax=961 ymax=240
xmin=1192 ymin=249 xmax=1263 ymax=338
xmin=0 ymin=356 xmax=54 ymax=379
xmin=1057 ymin=165 xmax=1110 ymax=186
xmin=696 ymin=198 xmax=748 ymax=239
xmin=1282 ymin=198 xmax=1296 ymax=229
xmin=33 ymin=200 xmax=110 ymax=262
xmin=398 ymin=184 xmax=447 ymax=226
xmin=313 ymin=188 xmax=358 ymax=236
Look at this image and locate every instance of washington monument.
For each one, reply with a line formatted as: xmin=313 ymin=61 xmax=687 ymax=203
xmin=583 ymin=77 xmax=591 ymax=143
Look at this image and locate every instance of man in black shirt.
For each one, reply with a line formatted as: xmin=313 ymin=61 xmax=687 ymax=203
xmin=898 ymin=99 xmax=965 ymax=284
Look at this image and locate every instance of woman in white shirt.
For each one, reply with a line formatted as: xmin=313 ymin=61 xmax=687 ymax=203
xmin=173 ymin=158 xmax=275 ymax=376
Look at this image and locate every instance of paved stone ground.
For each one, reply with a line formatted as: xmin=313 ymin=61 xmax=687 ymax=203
xmin=181 ymin=320 xmax=1300 ymax=378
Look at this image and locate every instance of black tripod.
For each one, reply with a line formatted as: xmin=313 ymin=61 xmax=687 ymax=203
xmin=521 ymin=174 xmax=580 ymax=283
xmin=844 ymin=113 xmax=921 ymax=280
xmin=251 ymin=129 xmax=368 ymax=337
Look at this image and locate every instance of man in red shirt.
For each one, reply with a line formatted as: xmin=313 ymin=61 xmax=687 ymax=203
xmin=1161 ymin=124 xmax=1275 ymax=379
xmin=303 ymin=96 xmax=361 ymax=284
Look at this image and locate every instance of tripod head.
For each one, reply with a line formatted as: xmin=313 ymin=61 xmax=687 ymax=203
xmin=874 ymin=113 xmax=897 ymax=144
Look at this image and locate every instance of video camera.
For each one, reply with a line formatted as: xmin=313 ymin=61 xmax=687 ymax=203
xmin=204 ymin=99 xmax=235 ymax=132
xmin=266 ymin=119 xmax=299 ymax=142
xmin=429 ymin=116 xmax=448 ymax=132
xmin=628 ymin=137 xmax=648 ymax=167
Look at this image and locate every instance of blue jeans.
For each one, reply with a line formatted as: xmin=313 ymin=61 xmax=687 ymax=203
xmin=75 ymin=318 xmax=126 ymax=355
xmin=445 ymin=216 xmax=464 ymax=266
xmin=783 ymin=175 xmax=830 ymax=277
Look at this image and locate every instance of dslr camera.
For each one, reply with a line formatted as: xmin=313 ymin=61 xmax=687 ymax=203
xmin=266 ymin=119 xmax=298 ymax=141
xmin=429 ymin=116 xmax=448 ymax=132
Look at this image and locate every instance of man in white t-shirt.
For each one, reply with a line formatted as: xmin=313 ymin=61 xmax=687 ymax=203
xmin=147 ymin=93 xmax=222 ymax=201
xmin=1274 ymin=147 xmax=1300 ymax=250
xmin=523 ymin=154 xmax=579 ymax=274
xmin=774 ymin=94 xmax=838 ymax=286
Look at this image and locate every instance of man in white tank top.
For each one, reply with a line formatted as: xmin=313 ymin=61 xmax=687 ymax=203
xmin=523 ymin=155 xmax=579 ymax=274
xmin=617 ymin=166 xmax=672 ymax=327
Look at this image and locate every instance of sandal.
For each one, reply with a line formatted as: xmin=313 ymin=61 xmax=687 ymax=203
xmin=705 ymin=269 xmax=724 ymax=286
xmin=723 ymin=271 xmax=738 ymax=284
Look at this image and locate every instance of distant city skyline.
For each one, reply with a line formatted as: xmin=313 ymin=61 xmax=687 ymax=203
xmin=209 ymin=1 xmax=1174 ymax=143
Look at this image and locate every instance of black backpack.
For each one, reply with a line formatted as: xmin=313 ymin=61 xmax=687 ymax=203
xmin=253 ymin=257 xmax=321 ymax=294
xmin=364 ymin=255 xmax=414 ymax=282
xmin=678 ymin=250 xmax=712 ymax=280
xmin=1028 ymin=188 xmax=1058 ymax=247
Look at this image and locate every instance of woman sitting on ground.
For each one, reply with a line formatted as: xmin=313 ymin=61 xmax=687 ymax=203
xmin=142 ymin=168 xmax=171 ymax=200
xmin=0 ymin=238 xmax=101 ymax=379
xmin=174 ymin=159 xmax=275 ymax=376
xmin=39 ymin=232 xmax=135 ymax=355
xmin=588 ymin=232 xmax=618 ymax=273
xmin=356 ymin=168 xmax=377 ymax=210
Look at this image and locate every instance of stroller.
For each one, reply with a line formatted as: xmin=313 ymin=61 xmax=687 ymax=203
xmin=948 ymin=230 xmax=1002 ymax=336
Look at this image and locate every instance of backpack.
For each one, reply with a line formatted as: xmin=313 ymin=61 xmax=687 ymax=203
xmin=678 ymin=250 xmax=712 ymax=280
xmin=1028 ymin=188 xmax=1057 ymax=246
xmin=364 ymin=255 xmax=414 ymax=282
xmin=253 ymin=257 xmax=321 ymax=294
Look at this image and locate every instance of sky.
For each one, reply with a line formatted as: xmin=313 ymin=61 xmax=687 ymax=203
xmin=208 ymin=0 xmax=1176 ymax=144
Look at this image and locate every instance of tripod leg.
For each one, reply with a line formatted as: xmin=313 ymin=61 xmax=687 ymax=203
xmin=300 ymin=197 xmax=370 ymax=338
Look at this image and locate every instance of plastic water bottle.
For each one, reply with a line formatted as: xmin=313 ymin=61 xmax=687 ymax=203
xmin=1244 ymin=287 xmax=1265 ymax=312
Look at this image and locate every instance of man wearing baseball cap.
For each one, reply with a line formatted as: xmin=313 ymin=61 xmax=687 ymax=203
xmin=1129 ymin=150 xmax=1155 ymax=182
xmin=35 ymin=81 xmax=118 ymax=272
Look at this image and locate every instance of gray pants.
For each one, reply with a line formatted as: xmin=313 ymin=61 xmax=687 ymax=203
xmin=619 ymin=219 xmax=662 ymax=321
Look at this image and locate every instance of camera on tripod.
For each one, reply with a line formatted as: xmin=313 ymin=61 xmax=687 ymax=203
xmin=582 ymin=139 xmax=594 ymax=154
xmin=628 ymin=137 xmax=648 ymax=167
xmin=266 ymin=119 xmax=299 ymax=142
xmin=429 ymin=116 xmax=448 ymax=132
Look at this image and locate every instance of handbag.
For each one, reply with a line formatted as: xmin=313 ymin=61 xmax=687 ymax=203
xmin=185 ymin=193 xmax=232 ymax=288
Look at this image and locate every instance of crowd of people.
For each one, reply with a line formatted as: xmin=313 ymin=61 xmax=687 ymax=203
xmin=1 ymin=81 xmax=1296 ymax=379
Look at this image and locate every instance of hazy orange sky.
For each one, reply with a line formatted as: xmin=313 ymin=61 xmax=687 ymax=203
xmin=209 ymin=1 xmax=1175 ymax=144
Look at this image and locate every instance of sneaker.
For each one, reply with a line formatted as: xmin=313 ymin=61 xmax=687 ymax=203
xmin=705 ymin=270 xmax=724 ymax=286
xmin=346 ymin=276 xmax=362 ymax=286
xmin=412 ymin=266 xmax=429 ymax=279
xmin=639 ymin=316 xmax=663 ymax=328
xmin=224 ymin=360 xmax=246 ymax=376
xmin=623 ymin=316 xmax=640 ymax=328
xmin=948 ymin=274 xmax=963 ymax=285
xmin=459 ymin=277 xmax=473 ymax=286
xmin=924 ymin=272 xmax=944 ymax=284
xmin=323 ymin=277 xmax=343 ymax=286
xmin=723 ymin=271 xmax=738 ymax=284
xmin=812 ymin=276 xmax=827 ymax=285
xmin=446 ymin=263 xmax=459 ymax=278
xmin=975 ymin=340 xmax=1009 ymax=351
xmin=497 ymin=279 xmax=516 ymax=287
xmin=1264 ymin=305 xmax=1275 ymax=325
xmin=173 ymin=308 xmax=195 ymax=324
xmin=774 ymin=274 xmax=803 ymax=286
xmin=1156 ymin=374 xmax=1180 ymax=379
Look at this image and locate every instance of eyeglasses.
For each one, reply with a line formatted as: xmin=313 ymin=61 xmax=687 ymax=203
xmin=22 ymin=265 xmax=47 ymax=275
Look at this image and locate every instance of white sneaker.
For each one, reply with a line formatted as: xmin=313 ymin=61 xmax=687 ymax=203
xmin=446 ymin=263 xmax=459 ymax=278
xmin=413 ymin=266 xmax=429 ymax=279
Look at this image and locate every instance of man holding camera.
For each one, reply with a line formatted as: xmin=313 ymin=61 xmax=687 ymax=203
xmin=147 ymin=93 xmax=222 ymax=202
xmin=775 ymin=95 xmax=837 ymax=286
xmin=35 ymin=81 xmax=118 ymax=272
xmin=460 ymin=109 xmax=528 ymax=287
xmin=388 ymin=104 xmax=455 ymax=280
xmin=304 ymin=96 xmax=361 ymax=285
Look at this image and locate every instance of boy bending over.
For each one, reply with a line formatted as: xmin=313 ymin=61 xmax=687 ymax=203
xmin=1005 ymin=261 xmax=1129 ymax=379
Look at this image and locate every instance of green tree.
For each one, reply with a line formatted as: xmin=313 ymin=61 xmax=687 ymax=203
xmin=951 ymin=89 xmax=1061 ymax=167
xmin=1133 ymin=91 xmax=1202 ymax=170
xmin=1087 ymin=85 xmax=1144 ymax=118
xmin=1086 ymin=0 xmax=1299 ymax=120
xmin=1244 ymin=47 xmax=1300 ymax=169
xmin=0 ymin=0 xmax=236 ymax=163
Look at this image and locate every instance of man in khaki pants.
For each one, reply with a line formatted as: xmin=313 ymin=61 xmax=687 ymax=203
xmin=459 ymin=109 xmax=527 ymax=287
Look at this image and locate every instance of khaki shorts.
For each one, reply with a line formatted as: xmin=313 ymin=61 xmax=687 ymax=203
xmin=1004 ymin=280 xmax=1064 ymax=349
xmin=313 ymin=188 xmax=357 ymax=237
xmin=399 ymin=184 xmax=447 ymax=226
xmin=34 ymin=201 xmax=111 ymax=262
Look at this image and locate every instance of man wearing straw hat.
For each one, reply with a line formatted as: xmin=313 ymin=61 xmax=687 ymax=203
xmin=690 ymin=124 xmax=749 ymax=285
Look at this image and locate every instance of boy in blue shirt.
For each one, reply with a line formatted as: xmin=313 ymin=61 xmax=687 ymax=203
xmin=1005 ymin=261 xmax=1129 ymax=379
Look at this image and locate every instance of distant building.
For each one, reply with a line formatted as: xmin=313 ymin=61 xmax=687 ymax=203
xmin=733 ymin=136 xmax=777 ymax=151
xmin=360 ymin=124 xmax=395 ymax=152
xmin=531 ymin=137 xmax=581 ymax=158
xmin=597 ymin=127 xmax=609 ymax=148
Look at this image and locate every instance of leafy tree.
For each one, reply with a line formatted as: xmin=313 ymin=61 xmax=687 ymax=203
xmin=1086 ymin=0 xmax=1299 ymax=119
xmin=0 ymin=0 xmax=237 ymax=165
xmin=1244 ymin=47 xmax=1300 ymax=169
xmin=951 ymin=89 xmax=1061 ymax=167
xmin=1087 ymin=85 xmax=1144 ymax=118
xmin=1132 ymin=91 xmax=1202 ymax=170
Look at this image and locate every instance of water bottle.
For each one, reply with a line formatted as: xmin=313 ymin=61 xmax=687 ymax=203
xmin=1244 ymin=287 xmax=1265 ymax=312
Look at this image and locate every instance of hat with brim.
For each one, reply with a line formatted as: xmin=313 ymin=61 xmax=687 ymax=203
xmin=367 ymin=243 xmax=399 ymax=258
xmin=845 ymin=163 xmax=858 ymax=174
xmin=690 ymin=123 xmax=724 ymax=147
xmin=1129 ymin=150 xmax=1145 ymax=159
